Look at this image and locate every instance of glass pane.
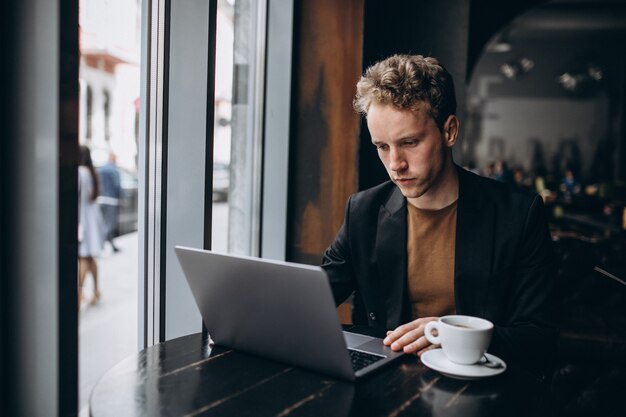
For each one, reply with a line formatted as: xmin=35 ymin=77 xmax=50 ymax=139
xmin=78 ymin=0 xmax=141 ymax=414
xmin=212 ymin=0 xmax=265 ymax=256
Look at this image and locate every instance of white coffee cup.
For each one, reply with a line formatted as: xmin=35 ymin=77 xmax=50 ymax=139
xmin=424 ymin=315 xmax=493 ymax=365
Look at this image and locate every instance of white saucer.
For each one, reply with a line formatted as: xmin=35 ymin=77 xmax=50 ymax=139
xmin=420 ymin=349 xmax=506 ymax=380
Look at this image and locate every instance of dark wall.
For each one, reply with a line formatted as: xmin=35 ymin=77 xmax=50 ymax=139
xmin=467 ymin=0 xmax=547 ymax=80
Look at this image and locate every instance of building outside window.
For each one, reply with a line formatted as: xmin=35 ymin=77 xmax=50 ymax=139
xmin=212 ymin=0 xmax=266 ymax=257
xmin=103 ymin=89 xmax=111 ymax=142
xmin=85 ymin=84 xmax=93 ymax=140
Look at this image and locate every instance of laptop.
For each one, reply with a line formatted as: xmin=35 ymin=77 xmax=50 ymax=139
xmin=174 ymin=246 xmax=406 ymax=381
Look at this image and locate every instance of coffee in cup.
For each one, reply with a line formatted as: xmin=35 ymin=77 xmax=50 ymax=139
xmin=424 ymin=315 xmax=493 ymax=365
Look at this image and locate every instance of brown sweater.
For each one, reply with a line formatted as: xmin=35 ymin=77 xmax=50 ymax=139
xmin=406 ymin=200 xmax=458 ymax=319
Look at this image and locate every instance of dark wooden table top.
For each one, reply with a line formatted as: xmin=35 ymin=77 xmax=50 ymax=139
xmin=90 ymin=329 xmax=554 ymax=417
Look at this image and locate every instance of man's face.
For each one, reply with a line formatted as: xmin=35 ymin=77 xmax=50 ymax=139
xmin=367 ymin=103 xmax=457 ymax=204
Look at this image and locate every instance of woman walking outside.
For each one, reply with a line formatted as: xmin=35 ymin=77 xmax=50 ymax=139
xmin=78 ymin=145 xmax=105 ymax=306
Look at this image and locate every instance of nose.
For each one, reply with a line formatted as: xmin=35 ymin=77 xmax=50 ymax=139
xmin=388 ymin=147 xmax=407 ymax=172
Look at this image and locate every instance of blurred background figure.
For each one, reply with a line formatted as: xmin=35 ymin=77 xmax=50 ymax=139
xmin=493 ymin=160 xmax=514 ymax=185
xmin=79 ymin=145 xmax=105 ymax=306
xmin=97 ymin=151 xmax=122 ymax=252
xmin=483 ymin=161 xmax=496 ymax=179
xmin=513 ymin=166 xmax=533 ymax=191
xmin=560 ymin=166 xmax=581 ymax=198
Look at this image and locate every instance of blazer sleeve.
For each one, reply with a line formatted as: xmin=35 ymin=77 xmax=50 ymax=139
xmin=321 ymin=196 xmax=357 ymax=306
xmin=489 ymin=194 xmax=558 ymax=375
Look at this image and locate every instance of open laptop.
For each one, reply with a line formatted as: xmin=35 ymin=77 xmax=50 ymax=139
xmin=174 ymin=246 xmax=405 ymax=381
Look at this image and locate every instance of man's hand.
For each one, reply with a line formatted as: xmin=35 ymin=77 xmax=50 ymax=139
xmin=383 ymin=317 xmax=440 ymax=356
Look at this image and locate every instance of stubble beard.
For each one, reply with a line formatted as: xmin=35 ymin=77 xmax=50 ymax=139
xmin=394 ymin=178 xmax=429 ymax=200
xmin=391 ymin=151 xmax=452 ymax=202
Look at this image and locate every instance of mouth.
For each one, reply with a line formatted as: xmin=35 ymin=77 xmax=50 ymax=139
xmin=394 ymin=178 xmax=415 ymax=185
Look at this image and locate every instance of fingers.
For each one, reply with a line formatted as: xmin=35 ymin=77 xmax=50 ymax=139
xmin=391 ymin=328 xmax=422 ymax=352
xmin=383 ymin=321 xmax=420 ymax=347
xmin=383 ymin=317 xmax=440 ymax=354
xmin=399 ymin=334 xmax=431 ymax=354
xmin=417 ymin=343 xmax=439 ymax=357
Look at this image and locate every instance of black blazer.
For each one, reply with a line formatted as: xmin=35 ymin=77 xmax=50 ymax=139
xmin=322 ymin=166 xmax=558 ymax=372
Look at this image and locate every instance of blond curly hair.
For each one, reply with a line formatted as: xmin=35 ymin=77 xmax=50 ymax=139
xmin=354 ymin=54 xmax=456 ymax=130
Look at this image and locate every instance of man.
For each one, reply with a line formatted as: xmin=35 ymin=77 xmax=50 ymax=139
xmin=97 ymin=151 xmax=122 ymax=252
xmin=322 ymin=54 xmax=556 ymax=375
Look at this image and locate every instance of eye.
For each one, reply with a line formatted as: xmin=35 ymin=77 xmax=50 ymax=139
xmin=374 ymin=143 xmax=389 ymax=151
xmin=402 ymin=139 xmax=418 ymax=147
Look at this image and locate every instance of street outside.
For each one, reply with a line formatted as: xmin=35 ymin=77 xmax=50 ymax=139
xmin=78 ymin=231 xmax=138 ymax=416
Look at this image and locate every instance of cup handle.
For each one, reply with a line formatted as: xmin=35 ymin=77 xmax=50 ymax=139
xmin=424 ymin=321 xmax=440 ymax=344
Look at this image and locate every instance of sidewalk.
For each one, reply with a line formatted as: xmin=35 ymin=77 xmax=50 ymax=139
xmin=78 ymin=231 xmax=139 ymax=415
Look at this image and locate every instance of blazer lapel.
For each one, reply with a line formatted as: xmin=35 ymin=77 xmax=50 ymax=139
xmin=454 ymin=168 xmax=494 ymax=317
xmin=376 ymin=187 xmax=409 ymax=328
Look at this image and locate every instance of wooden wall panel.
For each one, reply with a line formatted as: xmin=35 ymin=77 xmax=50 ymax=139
xmin=287 ymin=0 xmax=364 ymax=266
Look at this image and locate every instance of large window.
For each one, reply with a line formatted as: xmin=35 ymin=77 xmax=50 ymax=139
xmin=140 ymin=0 xmax=271 ymax=343
xmin=211 ymin=0 xmax=267 ymax=256
xmin=78 ymin=0 xmax=141 ymax=414
xmin=138 ymin=0 xmax=297 ymax=344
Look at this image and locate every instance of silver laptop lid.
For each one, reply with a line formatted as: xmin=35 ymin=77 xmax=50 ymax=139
xmin=174 ymin=246 xmax=355 ymax=380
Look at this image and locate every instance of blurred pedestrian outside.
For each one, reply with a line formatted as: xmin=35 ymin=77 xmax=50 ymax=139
xmin=98 ymin=151 xmax=122 ymax=253
xmin=79 ymin=145 xmax=105 ymax=306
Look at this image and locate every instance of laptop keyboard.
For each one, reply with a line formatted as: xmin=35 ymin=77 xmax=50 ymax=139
xmin=348 ymin=349 xmax=385 ymax=371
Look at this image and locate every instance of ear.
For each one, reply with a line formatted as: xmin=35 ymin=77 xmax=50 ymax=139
xmin=442 ymin=115 xmax=460 ymax=148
